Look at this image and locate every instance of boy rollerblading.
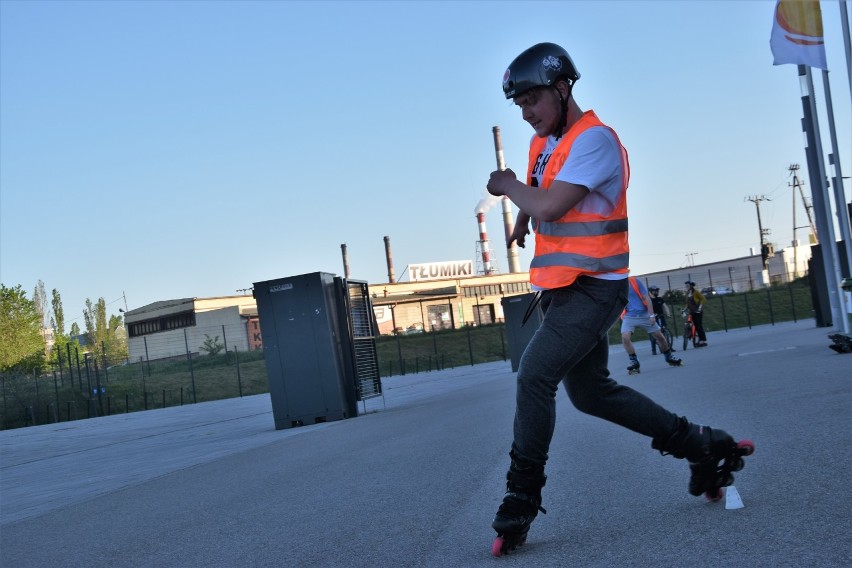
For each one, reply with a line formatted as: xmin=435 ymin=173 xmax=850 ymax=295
xmin=487 ymin=43 xmax=752 ymax=556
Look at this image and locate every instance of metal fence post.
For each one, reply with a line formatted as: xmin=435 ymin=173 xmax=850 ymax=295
xmin=66 ymin=343 xmax=74 ymax=390
xmin=101 ymin=341 xmax=110 ymax=385
xmin=143 ymin=336 xmax=152 ymax=377
xmin=466 ymin=325 xmax=474 ymax=366
xmin=53 ymin=371 xmax=60 ymax=423
xmin=767 ymin=287 xmax=775 ymax=325
xmin=75 ymin=347 xmax=83 ymax=392
xmin=744 ymin=293 xmax=753 ymax=329
xmin=234 ymin=346 xmax=243 ymax=397
xmin=788 ymin=282 xmax=798 ymax=322
xmin=184 ymin=329 xmax=197 ymax=403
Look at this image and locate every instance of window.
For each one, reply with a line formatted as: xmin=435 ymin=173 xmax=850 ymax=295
xmin=128 ymin=311 xmax=196 ymax=337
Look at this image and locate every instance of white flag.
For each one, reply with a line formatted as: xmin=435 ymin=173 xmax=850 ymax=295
xmin=770 ymin=0 xmax=827 ymax=70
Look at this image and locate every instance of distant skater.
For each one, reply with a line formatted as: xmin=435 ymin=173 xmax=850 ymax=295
xmin=685 ymin=281 xmax=708 ymax=346
xmin=622 ymin=277 xmax=682 ymax=374
xmin=648 ymin=285 xmax=672 ymax=355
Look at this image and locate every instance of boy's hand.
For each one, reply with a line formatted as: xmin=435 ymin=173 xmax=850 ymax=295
xmin=487 ymin=168 xmax=517 ymax=196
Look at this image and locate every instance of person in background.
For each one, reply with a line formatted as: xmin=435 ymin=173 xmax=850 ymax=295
xmin=685 ymin=281 xmax=708 ymax=347
xmin=648 ymin=285 xmax=672 ymax=355
xmin=622 ymin=277 xmax=682 ymax=374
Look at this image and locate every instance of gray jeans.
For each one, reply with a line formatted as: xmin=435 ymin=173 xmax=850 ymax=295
xmin=511 ymin=276 xmax=680 ymax=468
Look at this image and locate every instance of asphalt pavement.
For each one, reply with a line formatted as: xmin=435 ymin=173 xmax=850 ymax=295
xmin=1 ymin=319 xmax=850 ymax=567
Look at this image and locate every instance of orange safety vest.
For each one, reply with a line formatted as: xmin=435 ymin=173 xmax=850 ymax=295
xmin=525 ymin=110 xmax=630 ymax=289
xmin=621 ymin=277 xmax=649 ymax=319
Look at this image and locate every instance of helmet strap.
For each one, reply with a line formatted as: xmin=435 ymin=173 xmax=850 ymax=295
xmin=552 ymin=82 xmax=573 ymax=140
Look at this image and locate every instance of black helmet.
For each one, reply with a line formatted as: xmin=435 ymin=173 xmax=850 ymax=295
xmin=685 ymin=281 xmax=696 ymax=287
xmin=502 ymin=42 xmax=580 ymax=99
xmin=648 ymin=285 xmax=660 ymax=292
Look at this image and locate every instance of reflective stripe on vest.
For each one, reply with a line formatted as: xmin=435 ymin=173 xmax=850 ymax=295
xmin=525 ymin=110 xmax=630 ymax=289
xmin=535 ymin=218 xmax=628 ymax=237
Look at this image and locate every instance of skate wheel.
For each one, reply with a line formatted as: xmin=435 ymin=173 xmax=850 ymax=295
xmin=705 ymin=487 xmax=724 ymax=502
xmin=492 ymin=537 xmax=505 ymax=557
xmin=737 ymin=440 xmax=755 ymax=456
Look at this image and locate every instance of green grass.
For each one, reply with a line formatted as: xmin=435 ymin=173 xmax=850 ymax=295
xmin=1 ymin=280 xmax=815 ymax=430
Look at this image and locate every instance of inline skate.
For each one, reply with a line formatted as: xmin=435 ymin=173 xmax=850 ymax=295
xmin=492 ymin=463 xmax=546 ymax=556
xmin=653 ymin=418 xmax=754 ymax=501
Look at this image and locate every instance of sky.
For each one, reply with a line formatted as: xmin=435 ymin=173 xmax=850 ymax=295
xmin=1 ymin=0 xmax=850 ymax=330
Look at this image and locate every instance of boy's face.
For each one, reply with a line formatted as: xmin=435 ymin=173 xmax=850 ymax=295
xmin=513 ymin=86 xmax=561 ymax=138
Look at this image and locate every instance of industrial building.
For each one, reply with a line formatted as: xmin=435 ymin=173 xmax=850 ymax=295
xmin=122 ymin=237 xmax=812 ymax=363
xmin=123 ymin=296 xmax=258 ymax=363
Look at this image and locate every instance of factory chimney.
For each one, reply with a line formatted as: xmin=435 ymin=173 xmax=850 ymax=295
xmin=340 ymin=243 xmax=351 ymax=279
xmin=383 ymin=236 xmax=396 ymax=283
xmin=476 ymin=212 xmax=494 ymax=275
xmin=493 ymin=126 xmax=522 ymax=273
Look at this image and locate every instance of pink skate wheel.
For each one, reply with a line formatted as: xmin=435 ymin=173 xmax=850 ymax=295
xmin=492 ymin=536 xmax=505 ymax=557
xmin=737 ymin=440 xmax=755 ymax=456
xmin=705 ymin=487 xmax=724 ymax=502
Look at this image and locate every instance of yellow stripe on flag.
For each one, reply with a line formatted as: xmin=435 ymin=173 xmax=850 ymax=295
xmin=770 ymin=0 xmax=827 ymax=70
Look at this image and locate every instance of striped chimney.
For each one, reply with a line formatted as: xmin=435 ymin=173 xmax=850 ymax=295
xmin=476 ymin=212 xmax=494 ymax=275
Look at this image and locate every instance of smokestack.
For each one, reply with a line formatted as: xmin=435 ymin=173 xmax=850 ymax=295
xmin=493 ymin=126 xmax=522 ymax=273
xmin=476 ymin=212 xmax=494 ymax=275
xmin=340 ymin=243 xmax=351 ymax=279
xmin=383 ymin=236 xmax=396 ymax=283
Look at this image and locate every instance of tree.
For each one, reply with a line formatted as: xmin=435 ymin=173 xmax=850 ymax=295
xmin=51 ymin=289 xmax=65 ymax=337
xmin=32 ymin=280 xmax=49 ymax=330
xmin=0 ymin=284 xmax=45 ymax=372
xmin=106 ymin=314 xmax=127 ymax=363
xmin=48 ymin=288 xmax=69 ymax=366
xmin=84 ymin=297 xmax=108 ymax=361
xmin=83 ymin=297 xmax=128 ymax=365
xmin=70 ymin=322 xmax=80 ymax=337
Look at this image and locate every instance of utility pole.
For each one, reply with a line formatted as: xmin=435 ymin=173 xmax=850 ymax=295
xmin=789 ymin=164 xmax=818 ymax=244
xmin=789 ymin=164 xmax=814 ymax=280
xmin=746 ymin=195 xmax=773 ymax=270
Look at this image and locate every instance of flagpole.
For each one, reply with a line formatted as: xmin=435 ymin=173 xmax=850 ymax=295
xmin=821 ymin=69 xmax=852 ymax=276
xmin=800 ymin=65 xmax=847 ymax=333
xmin=840 ymin=0 xmax=851 ymax=103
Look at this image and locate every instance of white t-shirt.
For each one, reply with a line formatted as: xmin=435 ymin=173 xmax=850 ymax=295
xmin=530 ymin=126 xmax=624 ymax=216
xmin=529 ymin=125 xmax=628 ymax=283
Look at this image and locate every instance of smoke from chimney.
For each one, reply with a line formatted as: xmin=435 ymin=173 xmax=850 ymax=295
xmin=475 ymin=193 xmax=502 ymax=215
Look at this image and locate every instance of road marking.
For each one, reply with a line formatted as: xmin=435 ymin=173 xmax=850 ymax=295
xmin=737 ymin=346 xmax=797 ymax=357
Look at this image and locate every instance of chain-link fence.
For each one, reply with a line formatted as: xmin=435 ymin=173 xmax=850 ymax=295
xmin=1 ymin=322 xmax=267 ymax=430
xmin=1 ymin=279 xmax=818 ymax=430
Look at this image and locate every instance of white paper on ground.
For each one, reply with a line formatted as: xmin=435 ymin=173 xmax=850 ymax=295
xmin=725 ymin=485 xmax=745 ymax=509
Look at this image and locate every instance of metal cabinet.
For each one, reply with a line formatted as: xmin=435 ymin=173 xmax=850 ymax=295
xmin=253 ymin=272 xmax=381 ymax=430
